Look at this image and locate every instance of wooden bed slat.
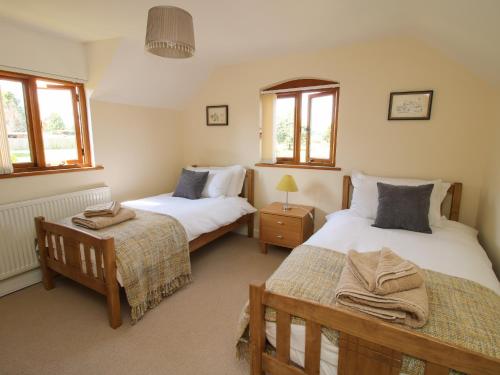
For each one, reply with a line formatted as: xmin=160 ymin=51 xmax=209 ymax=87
xmin=304 ymin=321 xmax=321 ymax=375
xmin=55 ymin=235 xmax=63 ymax=264
xmin=47 ymin=233 xmax=55 ymax=260
xmin=83 ymin=244 xmax=93 ymax=277
xmin=95 ymin=248 xmax=104 ymax=281
xmin=276 ymin=310 xmax=291 ymax=363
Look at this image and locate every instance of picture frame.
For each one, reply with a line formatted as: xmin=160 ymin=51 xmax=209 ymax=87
xmin=388 ymin=90 xmax=434 ymax=120
xmin=206 ymin=105 xmax=228 ymax=126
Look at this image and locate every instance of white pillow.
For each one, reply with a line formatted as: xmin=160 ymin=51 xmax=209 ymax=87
xmin=222 ymin=165 xmax=246 ymax=197
xmin=350 ymin=171 xmax=450 ymax=227
xmin=194 ymin=165 xmax=246 ymax=197
xmin=186 ymin=167 xmax=232 ymax=198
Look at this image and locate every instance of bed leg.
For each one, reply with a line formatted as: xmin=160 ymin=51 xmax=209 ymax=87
xmin=248 ymin=214 xmax=254 ymax=238
xmin=35 ymin=216 xmax=55 ymax=290
xmin=106 ymin=287 xmax=122 ymax=329
xmin=249 ymin=282 xmax=266 ymax=375
xmin=103 ymin=238 xmax=122 ymax=329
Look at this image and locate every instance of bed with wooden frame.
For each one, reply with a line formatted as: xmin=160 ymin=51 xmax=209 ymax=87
xmin=249 ymin=176 xmax=500 ymax=375
xmin=34 ymin=168 xmax=255 ymax=329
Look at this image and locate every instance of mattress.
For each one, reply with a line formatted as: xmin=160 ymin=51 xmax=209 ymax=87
xmin=266 ymin=209 xmax=500 ymax=375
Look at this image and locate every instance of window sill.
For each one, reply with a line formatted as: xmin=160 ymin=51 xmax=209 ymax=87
xmin=255 ymin=163 xmax=341 ymax=171
xmin=0 ymin=165 xmax=104 ymax=179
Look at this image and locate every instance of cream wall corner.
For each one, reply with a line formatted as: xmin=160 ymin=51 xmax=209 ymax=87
xmin=477 ymin=92 xmax=500 ymax=276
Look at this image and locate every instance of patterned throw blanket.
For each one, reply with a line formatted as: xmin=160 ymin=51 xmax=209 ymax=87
xmin=236 ymin=245 xmax=500 ymax=375
xmin=62 ymin=209 xmax=191 ymax=323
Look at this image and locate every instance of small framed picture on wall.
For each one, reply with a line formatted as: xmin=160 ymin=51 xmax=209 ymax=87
xmin=206 ymin=105 xmax=229 ymax=126
xmin=388 ymin=90 xmax=434 ymax=120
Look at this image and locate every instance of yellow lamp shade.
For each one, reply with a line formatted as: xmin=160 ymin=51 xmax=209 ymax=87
xmin=276 ymin=175 xmax=298 ymax=192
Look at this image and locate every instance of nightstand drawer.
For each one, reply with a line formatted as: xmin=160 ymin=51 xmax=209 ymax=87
xmin=259 ymin=202 xmax=314 ymax=253
xmin=260 ymin=213 xmax=302 ymax=247
xmin=260 ymin=226 xmax=301 ymax=247
xmin=260 ymin=213 xmax=302 ymax=232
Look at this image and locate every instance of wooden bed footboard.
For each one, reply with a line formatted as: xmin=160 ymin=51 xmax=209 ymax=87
xmin=35 ymin=217 xmax=122 ymax=328
xmin=249 ymin=282 xmax=500 ymax=375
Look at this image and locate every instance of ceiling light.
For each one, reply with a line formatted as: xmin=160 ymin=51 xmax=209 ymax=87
xmin=145 ymin=6 xmax=195 ymax=58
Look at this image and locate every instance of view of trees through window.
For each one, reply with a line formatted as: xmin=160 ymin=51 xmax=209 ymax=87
xmin=0 ymin=79 xmax=31 ymax=163
xmin=275 ymin=89 xmax=337 ymax=164
xmin=37 ymin=82 xmax=79 ymax=165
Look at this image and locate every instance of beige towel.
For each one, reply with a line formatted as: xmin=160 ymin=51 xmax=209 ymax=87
xmin=72 ymin=208 xmax=136 ymax=230
xmin=335 ymin=259 xmax=428 ymax=328
xmin=347 ymin=248 xmax=424 ymax=295
xmin=84 ymin=201 xmax=121 ymax=218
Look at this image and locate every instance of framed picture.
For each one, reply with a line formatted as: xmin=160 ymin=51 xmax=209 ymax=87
xmin=206 ymin=105 xmax=228 ymax=126
xmin=388 ymin=90 xmax=433 ymax=120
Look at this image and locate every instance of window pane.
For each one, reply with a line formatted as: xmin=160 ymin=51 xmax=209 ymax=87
xmin=37 ymin=86 xmax=79 ymax=166
xmin=309 ymin=94 xmax=333 ymax=160
xmin=275 ymin=97 xmax=295 ymax=158
xmin=0 ymin=79 xmax=32 ymax=163
xmin=300 ymin=92 xmax=319 ymax=163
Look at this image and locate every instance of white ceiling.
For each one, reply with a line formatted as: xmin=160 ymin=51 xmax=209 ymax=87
xmin=1 ymin=0 xmax=499 ymax=108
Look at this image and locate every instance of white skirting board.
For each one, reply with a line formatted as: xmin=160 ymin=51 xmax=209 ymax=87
xmin=0 ymin=268 xmax=41 ymax=297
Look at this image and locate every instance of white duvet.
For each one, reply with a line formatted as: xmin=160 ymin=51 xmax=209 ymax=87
xmin=122 ymin=193 xmax=256 ymax=242
xmin=265 ymin=209 xmax=500 ymax=375
xmin=105 ymin=193 xmax=256 ymax=285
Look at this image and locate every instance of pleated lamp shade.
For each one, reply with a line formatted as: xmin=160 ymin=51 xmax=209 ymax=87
xmin=276 ymin=175 xmax=298 ymax=192
xmin=145 ymin=6 xmax=195 ymax=58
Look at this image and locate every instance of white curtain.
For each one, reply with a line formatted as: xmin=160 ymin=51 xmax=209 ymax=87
xmin=260 ymin=93 xmax=277 ymax=163
xmin=0 ymin=88 xmax=14 ymax=174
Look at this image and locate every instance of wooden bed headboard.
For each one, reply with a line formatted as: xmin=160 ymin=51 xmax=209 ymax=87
xmin=341 ymin=175 xmax=462 ymax=221
xmin=190 ymin=166 xmax=254 ymax=206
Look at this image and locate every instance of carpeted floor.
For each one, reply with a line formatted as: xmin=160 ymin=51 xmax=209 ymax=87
xmin=0 ymin=233 xmax=289 ymax=375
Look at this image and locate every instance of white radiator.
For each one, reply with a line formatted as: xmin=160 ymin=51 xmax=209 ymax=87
xmin=0 ymin=187 xmax=111 ymax=293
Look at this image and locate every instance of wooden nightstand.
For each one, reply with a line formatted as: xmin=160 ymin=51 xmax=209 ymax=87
xmin=259 ymin=202 xmax=314 ymax=253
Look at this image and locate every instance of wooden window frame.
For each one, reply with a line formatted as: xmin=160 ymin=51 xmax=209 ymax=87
xmin=0 ymin=70 xmax=93 ymax=174
xmin=275 ymin=87 xmax=339 ymax=167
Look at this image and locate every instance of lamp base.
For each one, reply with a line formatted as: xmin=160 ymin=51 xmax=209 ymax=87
xmin=282 ymin=192 xmax=291 ymax=211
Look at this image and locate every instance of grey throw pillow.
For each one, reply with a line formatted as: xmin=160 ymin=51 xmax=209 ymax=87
xmin=372 ymin=183 xmax=434 ymax=234
xmin=173 ymin=169 xmax=209 ymax=199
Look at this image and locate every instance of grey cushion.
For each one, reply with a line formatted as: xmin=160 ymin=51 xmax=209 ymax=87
xmin=372 ymin=183 xmax=434 ymax=234
xmin=173 ymin=169 xmax=209 ymax=200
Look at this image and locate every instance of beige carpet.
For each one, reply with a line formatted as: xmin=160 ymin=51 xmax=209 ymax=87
xmin=0 ymin=234 xmax=289 ymax=375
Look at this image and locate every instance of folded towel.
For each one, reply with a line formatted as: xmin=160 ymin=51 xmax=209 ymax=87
xmin=84 ymin=201 xmax=121 ymax=218
xmin=347 ymin=248 xmax=424 ymax=295
xmin=375 ymin=248 xmax=424 ymax=295
xmin=72 ymin=208 xmax=136 ymax=230
xmin=335 ymin=259 xmax=428 ymax=328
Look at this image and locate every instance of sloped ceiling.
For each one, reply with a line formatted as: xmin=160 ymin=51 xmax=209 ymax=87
xmin=0 ymin=0 xmax=499 ymax=109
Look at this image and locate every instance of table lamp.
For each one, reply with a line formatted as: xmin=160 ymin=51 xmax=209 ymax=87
xmin=276 ymin=174 xmax=298 ymax=211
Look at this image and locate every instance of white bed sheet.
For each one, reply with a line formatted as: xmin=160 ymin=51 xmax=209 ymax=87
xmin=266 ymin=209 xmax=500 ymax=375
xmin=122 ymin=193 xmax=256 ymax=242
xmin=109 ymin=193 xmax=255 ymax=285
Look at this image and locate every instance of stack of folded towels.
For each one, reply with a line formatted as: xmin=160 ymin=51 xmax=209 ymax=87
xmin=335 ymin=248 xmax=428 ymax=328
xmin=71 ymin=201 xmax=136 ymax=230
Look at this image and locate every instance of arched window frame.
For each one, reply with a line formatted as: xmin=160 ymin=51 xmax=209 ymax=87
xmin=263 ymin=79 xmax=340 ymax=168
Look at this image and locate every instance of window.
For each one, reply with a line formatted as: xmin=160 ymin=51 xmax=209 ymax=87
xmin=260 ymin=79 xmax=339 ymax=168
xmin=0 ymin=70 xmax=92 ymax=173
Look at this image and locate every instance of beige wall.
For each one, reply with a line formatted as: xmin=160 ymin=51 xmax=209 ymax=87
xmin=477 ymin=92 xmax=500 ymax=275
xmin=0 ymin=18 xmax=86 ymax=80
xmin=0 ymin=100 xmax=182 ymax=205
xmin=180 ymin=37 xmax=495 ymax=230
